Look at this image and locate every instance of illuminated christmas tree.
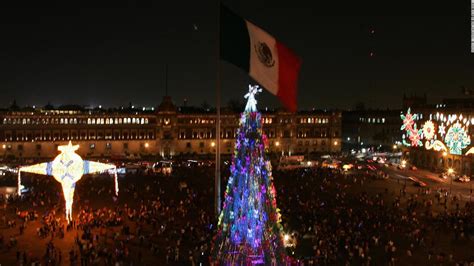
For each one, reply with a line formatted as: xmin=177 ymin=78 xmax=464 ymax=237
xmin=211 ymin=85 xmax=286 ymax=265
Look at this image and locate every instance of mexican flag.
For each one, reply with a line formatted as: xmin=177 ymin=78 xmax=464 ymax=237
xmin=220 ymin=5 xmax=302 ymax=112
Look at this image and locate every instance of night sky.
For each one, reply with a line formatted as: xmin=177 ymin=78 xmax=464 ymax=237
xmin=0 ymin=1 xmax=472 ymax=110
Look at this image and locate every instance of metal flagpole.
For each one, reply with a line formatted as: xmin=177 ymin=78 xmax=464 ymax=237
xmin=165 ymin=64 xmax=168 ymax=96
xmin=215 ymin=0 xmax=222 ymax=216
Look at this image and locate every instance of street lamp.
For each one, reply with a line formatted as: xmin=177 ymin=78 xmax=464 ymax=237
xmin=442 ymin=151 xmax=448 ymax=157
xmin=393 ymin=144 xmax=397 ymax=150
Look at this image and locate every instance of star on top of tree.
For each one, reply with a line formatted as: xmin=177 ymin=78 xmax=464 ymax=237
xmin=244 ymin=85 xmax=263 ymax=112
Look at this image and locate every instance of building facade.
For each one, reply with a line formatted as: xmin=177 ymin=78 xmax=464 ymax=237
xmin=0 ymin=96 xmax=342 ymax=160
xmin=401 ymin=99 xmax=474 ymax=176
xmin=342 ymin=109 xmax=401 ymax=151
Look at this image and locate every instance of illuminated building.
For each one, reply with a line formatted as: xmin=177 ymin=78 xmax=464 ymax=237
xmin=401 ymin=97 xmax=474 ymax=175
xmin=0 ymin=96 xmax=341 ymax=159
xmin=341 ymin=95 xmax=430 ymax=151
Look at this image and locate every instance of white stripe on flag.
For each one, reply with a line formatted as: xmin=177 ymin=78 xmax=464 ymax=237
xmin=246 ymin=21 xmax=279 ymax=95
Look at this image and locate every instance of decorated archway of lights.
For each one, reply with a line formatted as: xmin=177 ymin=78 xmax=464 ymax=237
xmin=401 ymin=108 xmax=473 ymax=155
xmin=17 ymin=141 xmax=118 ymax=222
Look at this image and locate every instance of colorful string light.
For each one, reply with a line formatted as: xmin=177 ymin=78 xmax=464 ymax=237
xmin=211 ymin=89 xmax=286 ymax=264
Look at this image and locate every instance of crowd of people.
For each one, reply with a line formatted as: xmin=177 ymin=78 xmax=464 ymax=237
xmin=0 ymin=165 xmax=215 ymax=265
xmin=275 ymin=167 xmax=474 ymax=265
xmin=0 ymin=160 xmax=471 ymax=265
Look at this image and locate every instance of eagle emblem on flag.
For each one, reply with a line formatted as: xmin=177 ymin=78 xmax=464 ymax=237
xmin=254 ymin=41 xmax=275 ymax=67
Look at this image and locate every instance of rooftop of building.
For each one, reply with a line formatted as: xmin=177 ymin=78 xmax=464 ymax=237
xmin=0 ymin=96 xmax=341 ymax=116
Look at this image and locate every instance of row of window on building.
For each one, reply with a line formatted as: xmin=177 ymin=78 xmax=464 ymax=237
xmin=359 ymin=117 xmax=386 ymax=124
xmin=297 ymin=130 xmax=332 ymax=138
xmin=2 ymin=117 xmax=150 ymax=125
xmin=178 ymin=117 xmax=267 ymax=125
xmin=299 ymin=117 xmax=330 ymax=124
xmin=176 ymin=117 xmax=331 ymax=125
xmin=186 ymin=118 xmax=216 ymax=124
xmin=179 ymin=130 xmax=233 ymax=139
xmin=177 ymin=128 xmax=336 ymax=140
xmin=3 ymin=131 xmax=155 ymax=142
xmin=3 ymin=115 xmax=336 ymax=127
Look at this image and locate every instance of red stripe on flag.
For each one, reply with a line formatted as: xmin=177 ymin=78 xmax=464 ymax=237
xmin=276 ymin=42 xmax=301 ymax=113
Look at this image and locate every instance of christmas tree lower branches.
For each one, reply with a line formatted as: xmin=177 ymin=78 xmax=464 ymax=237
xmin=211 ymin=110 xmax=286 ymax=265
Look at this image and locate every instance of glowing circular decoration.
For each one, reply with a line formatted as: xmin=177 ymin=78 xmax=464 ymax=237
xmin=51 ymin=142 xmax=84 ymax=184
xmin=422 ymin=120 xmax=435 ymax=140
xmin=445 ymin=122 xmax=471 ymax=155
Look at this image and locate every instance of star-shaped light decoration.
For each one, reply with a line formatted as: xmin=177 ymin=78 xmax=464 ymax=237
xmin=400 ymin=108 xmax=416 ymax=132
xmin=244 ymin=85 xmax=263 ymax=112
xmin=400 ymin=108 xmax=421 ymax=147
xmin=58 ymin=141 xmax=79 ymax=153
xmin=438 ymin=123 xmax=446 ymax=137
xmin=18 ymin=141 xmax=118 ymax=222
